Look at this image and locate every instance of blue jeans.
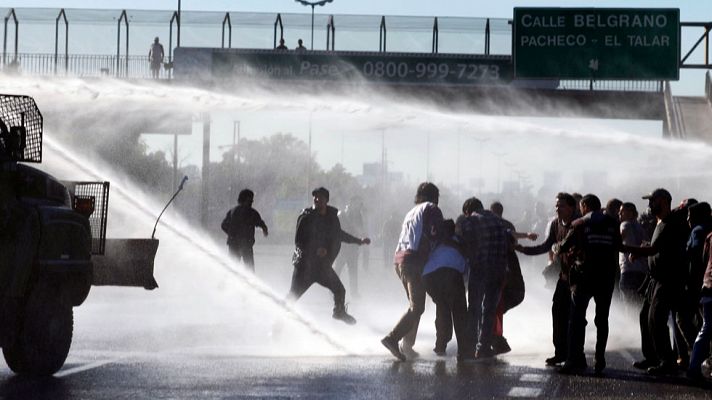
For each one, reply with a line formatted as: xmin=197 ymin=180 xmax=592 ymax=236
xmin=689 ymin=298 xmax=712 ymax=374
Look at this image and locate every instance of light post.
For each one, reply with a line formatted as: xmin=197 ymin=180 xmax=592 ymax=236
xmin=218 ymin=121 xmax=241 ymax=202
xmin=294 ymin=0 xmax=334 ymax=50
xmin=492 ymin=151 xmax=507 ymax=194
xmin=232 ymin=121 xmax=240 ymax=198
xmin=177 ymin=0 xmax=181 ymax=47
xmin=471 ymin=136 xmax=490 ymax=195
xmin=426 ymin=131 xmax=431 ymax=181
xmin=306 ymin=112 xmax=312 ymax=197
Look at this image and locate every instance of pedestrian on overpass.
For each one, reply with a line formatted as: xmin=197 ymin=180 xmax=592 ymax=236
xmin=295 ymin=39 xmax=307 ymax=52
xmin=148 ymin=37 xmax=164 ymax=79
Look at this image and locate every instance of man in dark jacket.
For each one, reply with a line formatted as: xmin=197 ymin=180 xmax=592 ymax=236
xmin=626 ymin=188 xmax=691 ymax=375
xmin=516 ymin=192 xmax=577 ymax=366
xmin=557 ymin=194 xmax=621 ymax=375
xmin=288 ymin=187 xmax=370 ymax=325
xmin=221 ymin=189 xmax=268 ymax=271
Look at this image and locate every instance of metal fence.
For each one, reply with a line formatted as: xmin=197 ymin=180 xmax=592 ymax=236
xmin=4 ymin=53 xmax=169 ymax=79
xmin=559 ymin=80 xmax=663 ymax=92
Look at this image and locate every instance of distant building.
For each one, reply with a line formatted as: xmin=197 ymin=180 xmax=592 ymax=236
xmin=357 ymin=162 xmax=403 ymax=187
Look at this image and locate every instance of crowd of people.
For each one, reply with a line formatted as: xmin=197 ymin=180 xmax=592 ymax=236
xmin=221 ymin=182 xmax=712 ymax=383
xmin=377 ymin=182 xmax=712 ymax=383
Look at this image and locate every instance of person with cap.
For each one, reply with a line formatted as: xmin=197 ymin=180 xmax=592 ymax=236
xmin=626 ymin=188 xmax=691 ymax=375
xmin=148 ymin=36 xmax=164 ymax=79
xmin=288 ymin=187 xmax=370 ymax=325
xmin=381 ymin=182 xmax=443 ymax=361
xmin=221 ymin=189 xmax=268 ymax=271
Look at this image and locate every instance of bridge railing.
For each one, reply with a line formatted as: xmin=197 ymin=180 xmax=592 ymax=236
xmin=558 ymin=80 xmax=663 ymax=92
xmin=2 ymin=53 xmax=169 ymax=79
xmin=663 ymin=81 xmax=684 ymax=138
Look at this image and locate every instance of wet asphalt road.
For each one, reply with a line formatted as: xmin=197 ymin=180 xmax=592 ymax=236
xmin=1 ymin=246 xmax=710 ymax=399
xmin=0 ymin=348 xmax=710 ymax=399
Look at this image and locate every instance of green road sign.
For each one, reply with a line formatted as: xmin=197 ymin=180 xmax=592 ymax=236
xmin=513 ymin=8 xmax=680 ymax=80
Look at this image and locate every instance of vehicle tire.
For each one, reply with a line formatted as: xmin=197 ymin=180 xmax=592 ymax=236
xmin=2 ymin=284 xmax=73 ymax=376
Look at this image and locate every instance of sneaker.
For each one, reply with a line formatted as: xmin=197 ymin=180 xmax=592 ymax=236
xmin=492 ymin=336 xmax=512 ymax=355
xmin=559 ymin=360 xmax=587 ymax=375
xmin=332 ymin=305 xmax=357 ymax=325
xmin=545 ymin=355 xmax=567 ymax=366
xmin=475 ymin=345 xmax=495 ymax=360
xmin=594 ymin=358 xmax=606 ymax=375
xmin=632 ymin=359 xmax=657 ymax=370
xmin=647 ymin=362 xmax=677 ymax=376
xmin=687 ymin=369 xmax=705 ymax=382
xmin=381 ymin=336 xmax=406 ymax=362
xmin=457 ymin=353 xmax=477 ymax=363
xmin=400 ymin=344 xmax=420 ymax=360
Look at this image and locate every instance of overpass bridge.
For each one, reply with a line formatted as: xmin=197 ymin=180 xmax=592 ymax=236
xmin=2 ymin=7 xmax=712 ymax=141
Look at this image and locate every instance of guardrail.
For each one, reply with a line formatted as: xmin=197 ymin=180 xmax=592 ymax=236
xmin=1 ymin=53 xmax=169 ymax=79
xmin=559 ymin=80 xmax=663 ymax=92
xmin=663 ymin=80 xmax=684 ymax=138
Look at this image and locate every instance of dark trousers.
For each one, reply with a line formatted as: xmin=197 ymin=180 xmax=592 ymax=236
xmin=387 ymin=262 xmax=426 ymax=350
xmin=673 ymin=291 xmax=702 ymax=362
xmin=689 ymin=300 xmax=712 ymax=374
xmin=645 ymin=279 xmax=681 ymax=366
xmin=288 ymin=257 xmax=345 ymax=308
xmin=228 ymin=242 xmax=255 ymax=271
xmin=468 ymin=266 xmax=506 ymax=353
xmin=639 ymin=298 xmax=659 ymax=364
xmin=423 ymin=268 xmax=472 ymax=356
xmin=552 ymin=277 xmax=571 ymax=359
xmin=567 ymin=274 xmax=615 ymax=365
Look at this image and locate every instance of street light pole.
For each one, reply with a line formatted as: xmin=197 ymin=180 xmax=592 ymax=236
xmin=306 ymin=113 xmax=312 ymax=198
xmin=232 ymin=120 xmax=240 ymax=199
xmin=295 ymin=0 xmax=334 ymax=51
xmin=456 ymin=131 xmax=461 ymax=199
xmin=310 ymin=5 xmax=315 ymax=50
xmin=492 ymin=151 xmax=507 ymax=194
xmin=471 ymin=136 xmax=490 ymax=195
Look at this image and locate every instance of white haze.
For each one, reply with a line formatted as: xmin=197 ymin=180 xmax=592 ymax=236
xmin=3 ymin=74 xmax=711 ymax=362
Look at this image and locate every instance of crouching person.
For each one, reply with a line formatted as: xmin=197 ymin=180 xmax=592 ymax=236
xmin=422 ymin=219 xmax=474 ymax=361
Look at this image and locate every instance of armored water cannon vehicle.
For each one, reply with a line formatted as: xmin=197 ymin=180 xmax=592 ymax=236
xmin=0 ymin=94 xmax=162 ymax=376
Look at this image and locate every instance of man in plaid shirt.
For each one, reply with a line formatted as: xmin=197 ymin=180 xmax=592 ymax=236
xmin=459 ymin=197 xmax=511 ymax=359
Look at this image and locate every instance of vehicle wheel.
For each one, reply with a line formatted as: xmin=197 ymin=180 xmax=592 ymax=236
xmin=2 ymin=284 xmax=73 ymax=376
